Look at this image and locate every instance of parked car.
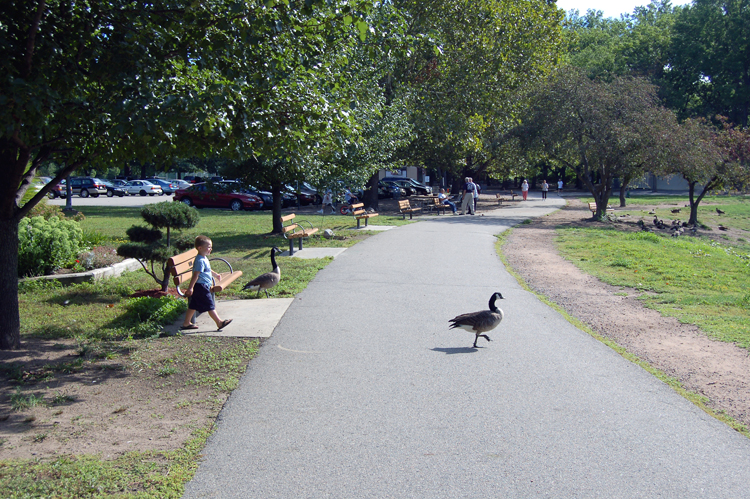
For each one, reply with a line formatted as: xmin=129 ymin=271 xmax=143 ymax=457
xmin=381 ymin=176 xmax=432 ymax=195
xmin=124 ymin=180 xmax=163 ymax=196
xmin=173 ymin=182 xmax=263 ymax=211
xmin=381 ymin=179 xmax=415 ymax=196
xmin=285 ymin=185 xmax=320 ymax=206
xmin=68 ymin=177 xmax=109 ymax=197
xmin=46 ymin=180 xmax=67 ymax=199
xmin=171 ymin=179 xmax=192 ymax=190
xmin=100 ymin=179 xmax=127 ymax=197
xmin=183 ymin=175 xmax=204 ymax=184
xmin=378 ymin=181 xmax=404 ymax=199
xmin=150 ymin=178 xmax=179 ymax=195
xmin=244 ymin=185 xmax=273 ymax=209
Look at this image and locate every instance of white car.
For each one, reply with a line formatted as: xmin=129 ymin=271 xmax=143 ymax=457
xmin=124 ymin=180 xmax=163 ymax=196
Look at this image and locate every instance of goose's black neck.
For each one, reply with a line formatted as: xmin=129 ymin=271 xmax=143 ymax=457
xmin=270 ymin=248 xmax=278 ymax=269
xmin=489 ymin=293 xmax=502 ymax=312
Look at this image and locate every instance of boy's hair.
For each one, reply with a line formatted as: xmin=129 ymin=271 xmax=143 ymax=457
xmin=195 ymin=235 xmax=212 ymax=249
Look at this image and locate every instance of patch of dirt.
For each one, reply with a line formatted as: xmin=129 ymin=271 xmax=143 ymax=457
xmin=502 ymin=197 xmax=750 ymax=429
xmin=0 ymin=336 xmax=248 ymax=461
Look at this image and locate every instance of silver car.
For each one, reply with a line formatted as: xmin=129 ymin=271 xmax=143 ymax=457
xmin=124 ymin=180 xmax=163 ymax=196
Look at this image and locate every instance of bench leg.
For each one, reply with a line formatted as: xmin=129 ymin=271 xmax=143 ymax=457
xmin=357 ymin=218 xmax=361 ymax=229
xmin=289 ymin=238 xmax=294 ymax=256
xmin=298 ymin=238 xmax=303 ymax=251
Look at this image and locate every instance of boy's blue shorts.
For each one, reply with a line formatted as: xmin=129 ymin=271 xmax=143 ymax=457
xmin=188 ymin=283 xmax=215 ymax=313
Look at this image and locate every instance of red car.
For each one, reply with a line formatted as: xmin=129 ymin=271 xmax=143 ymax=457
xmin=173 ymin=182 xmax=263 ymax=211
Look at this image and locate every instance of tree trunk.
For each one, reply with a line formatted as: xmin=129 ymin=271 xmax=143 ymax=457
xmin=365 ymin=172 xmax=379 ymax=210
xmin=160 ymin=263 xmax=170 ymax=292
xmin=0 ymin=218 xmax=21 ymax=349
xmin=688 ymin=181 xmax=698 ymax=225
xmin=271 ymin=181 xmax=283 ymax=234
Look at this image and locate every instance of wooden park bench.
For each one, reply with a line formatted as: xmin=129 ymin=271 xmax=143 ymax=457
xmin=398 ymin=199 xmax=421 ymax=219
xmin=280 ymin=213 xmax=319 ymax=255
xmin=350 ymin=202 xmax=379 ymax=228
xmin=495 ymin=193 xmax=508 ymax=205
xmin=167 ymin=248 xmax=243 ymax=298
xmin=509 ymin=190 xmax=518 ymax=200
xmin=429 ymin=197 xmax=451 ymax=215
xmin=588 ymin=202 xmax=615 ymax=216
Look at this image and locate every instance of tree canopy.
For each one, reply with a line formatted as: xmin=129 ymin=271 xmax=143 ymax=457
xmin=396 ymin=0 xmax=565 ymax=183
xmin=517 ymin=67 xmax=680 ymax=217
xmin=0 ymin=0 xmax=377 ymax=349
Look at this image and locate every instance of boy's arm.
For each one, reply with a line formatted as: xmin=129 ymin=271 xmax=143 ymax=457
xmin=185 ymin=271 xmax=200 ymax=297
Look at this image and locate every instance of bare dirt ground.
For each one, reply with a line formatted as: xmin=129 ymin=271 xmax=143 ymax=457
xmin=2 ymin=193 xmax=747 ymax=463
xmin=501 ymin=196 xmax=750 ymax=431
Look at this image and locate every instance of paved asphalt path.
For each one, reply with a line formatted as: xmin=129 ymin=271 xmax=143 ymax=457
xmin=184 ymin=193 xmax=750 ymax=498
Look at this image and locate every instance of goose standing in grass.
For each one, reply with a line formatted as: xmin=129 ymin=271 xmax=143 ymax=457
xmin=449 ymin=292 xmax=504 ymax=348
xmin=243 ymin=247 xmax=281 ymax=298
xmin=716 ymin=208 xmax=725 ymax=215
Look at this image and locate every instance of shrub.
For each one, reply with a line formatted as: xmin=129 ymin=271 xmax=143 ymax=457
xmin=18 ymin=216 xmax=83 ymax=277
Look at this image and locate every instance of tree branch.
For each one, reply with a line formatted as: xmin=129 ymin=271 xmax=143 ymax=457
xmin=22 ymin=0 xmax=47 ymax=79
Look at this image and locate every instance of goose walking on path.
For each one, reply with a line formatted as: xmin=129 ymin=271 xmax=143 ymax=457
xmin=243 ymin=247 xmax=281 ymax=298
xmin=449 ymin=292 xmax=505 ymax=348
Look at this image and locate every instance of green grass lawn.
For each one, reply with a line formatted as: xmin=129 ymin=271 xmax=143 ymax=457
xmin=555 ymin=199 xmax=750 ymax=350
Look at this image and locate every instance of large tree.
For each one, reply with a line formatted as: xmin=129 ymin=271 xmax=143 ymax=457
xmin=666 ymin=0 xmax=750 ymax=125
xmin=667 ymin=117 xmax=750 ymax=224
xmin=396 ymin=0 xmax=565 ymax=182
xmin=517 ymin=67 xmax=679 ymax=217
xmin=1 ymin=0 xmax=375 ymax=349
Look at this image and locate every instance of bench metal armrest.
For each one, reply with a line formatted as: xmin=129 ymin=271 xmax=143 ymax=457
xmin=209 ymin=257 xmax=235 ymax=288
xmin=285 ymin=219 xmax=316 ymax=237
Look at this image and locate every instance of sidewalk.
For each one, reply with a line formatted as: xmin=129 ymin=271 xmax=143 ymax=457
xmin=184 ymin=192 xmax=750 ymax=498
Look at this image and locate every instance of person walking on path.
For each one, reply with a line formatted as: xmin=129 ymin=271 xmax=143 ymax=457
xmin=521 ymin=179 xmax=529 ymax=201
xmin=461 ymin=177 xmax=475 ymax=215
xmin=180 ymin=235 xmax=232 ymax=331
xmin=557 ymin=179 xmax=563 ymax=194
xmin=541 ymin=180 xmax=549 ymax=200
xmin=318 ymin=190 xmax=335 ymax=214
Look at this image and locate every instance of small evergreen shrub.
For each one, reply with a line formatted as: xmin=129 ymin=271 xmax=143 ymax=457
xmin=18 ymin=216 xmax=83 ymax=277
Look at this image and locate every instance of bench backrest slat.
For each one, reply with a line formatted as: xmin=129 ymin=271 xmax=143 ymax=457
xmin=398 ymin=200 xmax=410 ymax=209
xmin=167 ymin=248 xmax=199 ymax=286
xmin=281 ymin=214 xmax=296 ymax=223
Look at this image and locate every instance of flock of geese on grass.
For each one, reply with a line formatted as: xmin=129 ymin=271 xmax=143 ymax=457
xmin=242 ymin=247 xmax=505 ymax=349
xmin=637 ymin=206 xmax=730 ymax=236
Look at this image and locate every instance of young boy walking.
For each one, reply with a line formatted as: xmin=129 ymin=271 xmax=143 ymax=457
xmin=181 ymin=235 xmax=233 ymax=331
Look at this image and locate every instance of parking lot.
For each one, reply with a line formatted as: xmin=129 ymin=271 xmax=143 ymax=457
xmin=47 ymin=193 xmax=173 ymax=208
